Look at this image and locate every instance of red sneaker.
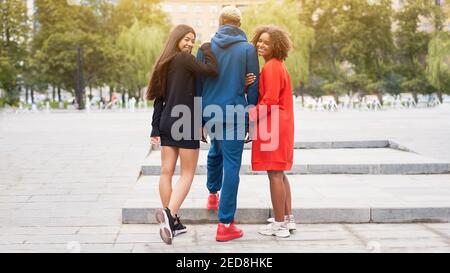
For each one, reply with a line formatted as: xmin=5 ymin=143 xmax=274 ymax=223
xmin=216 ymin=221 xmax=244 ymax=242
xmin=207 ymin=193 xmax=219 ymax=211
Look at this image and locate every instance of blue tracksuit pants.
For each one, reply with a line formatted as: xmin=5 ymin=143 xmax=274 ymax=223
xmin=206 ymin=123 xmax=245 ymax=224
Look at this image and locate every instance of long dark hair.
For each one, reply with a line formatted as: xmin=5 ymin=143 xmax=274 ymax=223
xmin=146 ymin=25 xmax=196 ymax=100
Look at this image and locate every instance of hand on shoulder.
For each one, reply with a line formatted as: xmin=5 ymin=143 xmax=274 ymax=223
xmin=200 ymin=42 xmax=212 ymax=51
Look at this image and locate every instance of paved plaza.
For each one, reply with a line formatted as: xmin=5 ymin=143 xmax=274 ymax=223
xmin=1 ymin=106 xmax=450 ymax=252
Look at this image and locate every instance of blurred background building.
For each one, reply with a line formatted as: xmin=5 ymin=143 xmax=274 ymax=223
xmin=160 ymin=0 xmax=266 ymax=41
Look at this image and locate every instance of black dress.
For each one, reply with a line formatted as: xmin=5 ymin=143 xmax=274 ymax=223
xmin=150 ymin=45 xmax=218 ymax=149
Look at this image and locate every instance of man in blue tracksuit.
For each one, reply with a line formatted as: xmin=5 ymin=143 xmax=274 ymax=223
xmin=196 ymin=6 xmax=259 ymax=242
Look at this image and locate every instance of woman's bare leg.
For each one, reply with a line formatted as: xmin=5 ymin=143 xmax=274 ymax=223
xmin=168 ymin=148 xmax=200 ymax=216
xmin=159 ymin=146 xmax=179 ymax=208
xmin=267 ymin=171 xmax=286 ymax=222
xmin=283 ymin=174 xmax=292 ymax=217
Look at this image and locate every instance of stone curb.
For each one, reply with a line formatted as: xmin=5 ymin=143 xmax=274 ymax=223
xmin=200 ymin=140 xmax=392 ymax=150
xmin=141 ymin=163 xmax=450 ymax=176
xmin=122 ymin=207 xmax=450 ymax=224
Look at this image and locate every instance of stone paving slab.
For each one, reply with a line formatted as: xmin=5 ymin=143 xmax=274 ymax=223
xmin=141 ymin=148 xmax=450 ymax=175
xmin=122 ymin=174 xmax=450 ymax=224
xmin=2 ymin=223 xmax=446 ymax=253
xmin=2 ymin=109 xmax=450 ymax=252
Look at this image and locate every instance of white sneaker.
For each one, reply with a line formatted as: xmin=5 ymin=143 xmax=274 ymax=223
xmin=267 ymin=217 xmax=297 ymax=232
xmin=286 ymin=217 xmax=297 ymax=231
xmin=259 ymin=222 xmax=290 ymax=238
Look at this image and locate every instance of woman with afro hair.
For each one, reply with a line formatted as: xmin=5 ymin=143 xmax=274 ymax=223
xmin=248 ymin=25 xmax=296 ymax=238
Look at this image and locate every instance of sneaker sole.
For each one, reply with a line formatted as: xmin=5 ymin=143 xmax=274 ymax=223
xmin=155 ymin=209 xmax=173 ymax=245
xmin=207 ymin=205 xmax=219 ymax=211
xmin=173 ymin=228 xmax=187 ymax=237
xmin=258 ymin=230 xmax=290 ymax=238
xmin=287 ymin=225 xmax=297 ymax=232
xmin=216 ymin=232 xmax=244 ymax=242
xmin=276 ymin=231 xmax=291 ymax=238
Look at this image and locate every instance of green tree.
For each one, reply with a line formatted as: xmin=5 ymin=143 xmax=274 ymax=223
xmin=0 ymin=56 xmax=17 ymax=100
xmin=0 ymin=0 xmax=29 ymax=105
xmin=394 ymin=0 xmax=431 ymax=69
xmin=241 ymin=0 xmax=315 ymax=90
xmin=391 ymin=0 xmax=436 ymax=101
xmin=32 ymin=0 xmax=82 ymax=98
xmin=113 ymin=0 xmax=170 ymax=33
xmin=334 ymin=0 xmax=394 ymax=80
xmin=299 ymin=0 xmax=339 ymax=82
xmin=31 ymin=0 xmax=169 ymax=106
xmin=116 ymin=20 xmax=166 ymax=100
xmin=299 ymin=0 xmax=394 ymax=97
xmin=426 ymin=31 xmax=450 ymax=100
xmin=107 ymin=0 xmax=169 ymax=103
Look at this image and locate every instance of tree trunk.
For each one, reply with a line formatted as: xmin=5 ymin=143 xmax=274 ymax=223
xmin=30 ymin=88 xmax=35 ymax=104
xmin=25 ymin=86 xmax=29 ymax=104
xmin=109 ymin=86 xmax=113 ymax=102
xmin=333 ymin=91 xmax=339 ymax=105
xmin=413 ymin=91 xmax=418 ymax=104
xmin=377 ymin=91 xmax=384 ymax=106
xmin=57 ymin=86 xmax=62 ymax=102
xmin=299 ymin=81 xmax=304 ymax=107
xmin=52 ymin=85 xmax=56 ymax=102
xmin=5 ymin=25 xmax=10 ymax=48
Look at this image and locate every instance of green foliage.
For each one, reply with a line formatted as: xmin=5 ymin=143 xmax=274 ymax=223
xmin=0 ymin=0 xmax=29 ymax=101
xmin=426 ymin=31 xmax=450 ymax=93
xmin=116 ymin=20 xmax=167 ymax=99
xmin=322 ymin=80 xmax=347 ymax=96
xmin=304 ymin=75 xmax=328 ymax=97
xmin=366 ymin=81 xmax=385 ymax=95
xmin=394 ymin=0 xmax=431 ymax=66
xmin=0 ymin=0 xmax=29 ymax=61
xmin=241 ymin=0 xmax=315 ymax=88
xmin=25 ymin=0 xmax=169 ymax=101
xmin=297 ymin=0 xmax=447 ymax=97
xmin=0 ymin=56 xmax=17 ymax=93
xmin=2 ymin=0 xmax=449 ymax=102
xmin=336 ymin=0 xmax=394 ymax=79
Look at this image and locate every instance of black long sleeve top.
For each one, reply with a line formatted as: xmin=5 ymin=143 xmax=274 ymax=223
xmin=151 ymin=45 xmax=218 ymax=138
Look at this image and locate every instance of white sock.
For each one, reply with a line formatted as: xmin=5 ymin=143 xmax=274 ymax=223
xmin=285 ymin=215 xmax=294 ymax=221
xmin=274 ymin=221 xmax=285 ymax=228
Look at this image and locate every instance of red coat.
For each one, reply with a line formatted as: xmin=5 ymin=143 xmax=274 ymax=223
xmin=249 ymin=58 xmax=294 ymax=171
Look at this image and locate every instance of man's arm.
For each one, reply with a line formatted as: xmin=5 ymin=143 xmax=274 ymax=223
xmin=195 ymin=48 xmax=206 ymax=128
xmin=184 ymin=44 xmax=218 ymax=77
xmin=246 ymin=45 xmax=260 ymax=107
xmin=195 ymin=48 xmax=205 ymax=97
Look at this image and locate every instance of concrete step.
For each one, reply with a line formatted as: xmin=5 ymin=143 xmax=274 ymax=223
xmin=200 ymin=140 xmax=396 ymax=150
xmin=141 ymin=148 xmax=450 ymax=175
xmin=122 ymin=174 xmax=450 ymax=224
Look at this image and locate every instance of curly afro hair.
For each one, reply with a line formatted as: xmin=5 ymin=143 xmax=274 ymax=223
xmin=251 ymin=25 xmax=292 ymax=61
